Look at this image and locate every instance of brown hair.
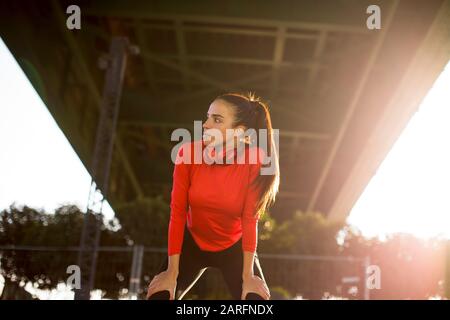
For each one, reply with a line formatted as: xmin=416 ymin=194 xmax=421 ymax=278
xmin=214 ymin=92 xmax=280 ymax=219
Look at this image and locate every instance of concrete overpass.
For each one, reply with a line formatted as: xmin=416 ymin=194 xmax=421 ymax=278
xmin=0 ymin=0 xmax=449 ymax=222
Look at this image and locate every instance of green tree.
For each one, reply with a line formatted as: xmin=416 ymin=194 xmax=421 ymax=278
xmin=259 ymin=210 xmax=345 ymax=255
xmin=0 ymin=204 xmax=128 ymax=299
xmin=114 ymin=195 xmax=169 ymax=247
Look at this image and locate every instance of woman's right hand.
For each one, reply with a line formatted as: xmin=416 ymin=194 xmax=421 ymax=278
xmin=146 ymin=270 xmax=178 ymax=300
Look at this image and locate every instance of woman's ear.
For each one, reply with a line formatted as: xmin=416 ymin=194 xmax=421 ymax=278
xmin=235 ymin=125 xmax=250 ymax=144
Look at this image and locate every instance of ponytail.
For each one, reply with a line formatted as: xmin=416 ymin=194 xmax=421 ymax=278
xmin=214 ymin=92 xmax=280 ymax=218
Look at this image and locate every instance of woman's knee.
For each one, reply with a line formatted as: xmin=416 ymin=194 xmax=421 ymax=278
xmin=147 ymin=290 xmax=171 ymax=300
xmin=244 ymin=292 xmax=267 ymax=300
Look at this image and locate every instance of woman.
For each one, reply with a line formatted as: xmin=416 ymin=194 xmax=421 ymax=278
xmin=146 ymin=92 xmax=280 ymax=300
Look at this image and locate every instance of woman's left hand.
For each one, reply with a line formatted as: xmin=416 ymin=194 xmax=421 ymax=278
xmin=241 ymin=274 xmax=271 ymax=300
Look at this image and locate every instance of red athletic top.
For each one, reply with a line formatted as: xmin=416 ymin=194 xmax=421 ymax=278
xmin=167 ymin=140 xmax=266 ymax=256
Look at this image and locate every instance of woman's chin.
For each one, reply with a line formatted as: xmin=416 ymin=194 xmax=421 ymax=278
xmin=203 ymin=139 xmax=218 ymax=147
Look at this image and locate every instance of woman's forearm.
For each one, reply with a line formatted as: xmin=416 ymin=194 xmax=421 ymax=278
xmin=242 ymin=251 xmax=255 ymax=279
xmin=167 ymin=254 xmax=180 ymax=276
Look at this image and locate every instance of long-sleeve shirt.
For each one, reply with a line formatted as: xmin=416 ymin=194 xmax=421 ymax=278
xmin=167 ymin=139 xmax=265 ymax=256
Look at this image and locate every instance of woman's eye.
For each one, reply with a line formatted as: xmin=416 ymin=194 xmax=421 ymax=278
xmin=205 ymin=114 xmax=221 ymax=123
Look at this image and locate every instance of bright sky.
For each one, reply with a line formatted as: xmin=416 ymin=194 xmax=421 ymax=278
xmin=0 ymin=37 xmax=114 ymax=220
xmin=347 ymin=60 xmax=450 ymax=240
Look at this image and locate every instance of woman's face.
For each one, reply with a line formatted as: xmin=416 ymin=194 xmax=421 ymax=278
xmin=202 ymin=99 xmax=245 ymax=147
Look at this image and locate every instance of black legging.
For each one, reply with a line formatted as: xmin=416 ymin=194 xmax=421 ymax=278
xmin=148 ymin=226 xmax=267 ymax=300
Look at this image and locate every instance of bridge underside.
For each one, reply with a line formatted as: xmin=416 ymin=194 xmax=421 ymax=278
xmin=0 ymin=0 xmax=449 ymax=221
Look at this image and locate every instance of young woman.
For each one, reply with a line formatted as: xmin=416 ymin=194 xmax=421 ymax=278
xmin=146 ymin=92 xmax=280 ymax=300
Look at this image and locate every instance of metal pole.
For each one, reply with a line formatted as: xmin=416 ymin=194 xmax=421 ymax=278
xmin=445 ymin=240 xmax=450 ymax=299
xmin=129 ymin=245 xmax=144 ymax=299
xmin=74 ymin=37 xmax=133 ymax=300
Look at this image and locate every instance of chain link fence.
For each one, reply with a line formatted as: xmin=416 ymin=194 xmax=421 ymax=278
xmin=0 ymin=245 xmax=369 ymax=300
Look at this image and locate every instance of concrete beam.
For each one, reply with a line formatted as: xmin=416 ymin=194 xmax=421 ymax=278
xmin=306 ymin=0 xmax=400 ymax=213
xmin=327 ymin=0 xmax=450 ymax=221
xmin=83 ymin=0 xmax=376 ymax=34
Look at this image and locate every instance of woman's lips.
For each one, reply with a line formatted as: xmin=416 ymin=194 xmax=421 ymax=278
xmin=203 ymin=133 xmax=213 ymax=141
